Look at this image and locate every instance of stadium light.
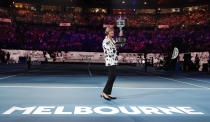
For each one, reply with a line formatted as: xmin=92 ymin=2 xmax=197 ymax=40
xmin=122 ymin=0 xmax=126 ymax=4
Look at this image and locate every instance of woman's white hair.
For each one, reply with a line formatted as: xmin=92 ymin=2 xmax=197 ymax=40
xmin=105 ymin=27 xmax=114 ymax=35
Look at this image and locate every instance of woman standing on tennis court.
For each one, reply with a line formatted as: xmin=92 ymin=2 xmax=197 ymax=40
xmin=101 ymin=27 xmax=123 ymax=100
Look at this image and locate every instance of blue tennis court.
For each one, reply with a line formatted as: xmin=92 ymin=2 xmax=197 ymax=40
xmin=0 ymin=64 xmax=210 ymax=122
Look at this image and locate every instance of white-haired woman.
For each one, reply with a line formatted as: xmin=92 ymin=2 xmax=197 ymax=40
xmin=101 ymin=27 xmax=123 ymax=100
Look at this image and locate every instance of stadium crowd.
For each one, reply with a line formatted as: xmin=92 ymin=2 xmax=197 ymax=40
xmin=0 ymin=7 xmax=210 ymax=53
xmin=13 ymin=11 xmax=210 ymax=26
xmin=0 ymin=22 xmax=209 ymax=53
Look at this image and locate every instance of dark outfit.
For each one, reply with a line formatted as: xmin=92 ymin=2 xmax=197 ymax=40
xmin=103 ymin=65 xmax=117 ymax=94
xmin=6 ymin=53 xmax=10 ymax=63
xmin=27 ymin=57 xmax=31 ymax=70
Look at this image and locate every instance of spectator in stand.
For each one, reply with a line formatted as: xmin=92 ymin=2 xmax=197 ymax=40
xmin=208 ymin=52 xmax=210 ymax=72
xmin=0 ymin=49 xmax=5 ymax=63
xmin=195 ymin=54 xmax=200 ymax=71
xmin=0 ymin=7 xmax=210 ymax=53
xmin=6 ymin=52 xmax=10 ymax=64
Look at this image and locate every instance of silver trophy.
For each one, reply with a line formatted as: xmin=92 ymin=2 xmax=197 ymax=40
xmin=115 ymin=16 xmax=126 ymax=46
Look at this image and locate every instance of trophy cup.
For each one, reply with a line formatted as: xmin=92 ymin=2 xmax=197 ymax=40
xmin=115 ymin=16 xmax=127 ymax=46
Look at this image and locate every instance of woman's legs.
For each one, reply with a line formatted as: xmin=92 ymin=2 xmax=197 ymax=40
xmin=103 ymin=65 xmax=117 ymax=95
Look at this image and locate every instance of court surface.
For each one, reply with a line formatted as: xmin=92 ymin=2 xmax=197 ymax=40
xmin=0 ymin=63 xmax=210 ymax=122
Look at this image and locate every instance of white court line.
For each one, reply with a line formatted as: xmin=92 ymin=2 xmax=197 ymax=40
xmin=158 ymin=76 xmax=209 ymax=89
xmin=172 ymin=72 xmax=210 ymax=84
xmin=0 ymin=75 xmax=17 ymax=80
xmin=182 ymin=77 xmax=210 ymax=84
xmin=0 ymin=85 xmax=209 ymax=90
xmin=0 ymin=73 xmax=25 ymax=80
xmin=129 ymin=67 xmax=209 ymax=89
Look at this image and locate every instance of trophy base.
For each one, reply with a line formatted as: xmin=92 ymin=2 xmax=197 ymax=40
xmin=115 ymin=36 xmax=126 ymax=45
xmin=115 ymin=42 xmax=127 ymax=45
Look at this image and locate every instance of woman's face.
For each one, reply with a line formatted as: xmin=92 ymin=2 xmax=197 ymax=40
xmin=108 ymin=30 xmax=114 ymax=37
